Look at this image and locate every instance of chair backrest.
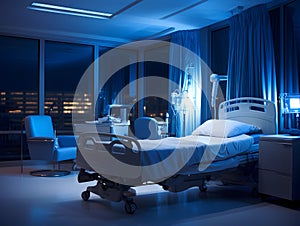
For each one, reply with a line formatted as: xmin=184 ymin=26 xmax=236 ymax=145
xmin=134 ymin=117 xmax=159 ymax=140
xmin=24 ymin=115 xmax=55 ymax=139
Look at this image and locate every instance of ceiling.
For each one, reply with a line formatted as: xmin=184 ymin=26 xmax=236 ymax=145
xmin=0 ymin=0 xmax=286 ymax=46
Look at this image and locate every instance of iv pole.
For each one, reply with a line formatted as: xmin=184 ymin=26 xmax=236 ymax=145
xmin=210 ymin=74 xmax=228 ymax=119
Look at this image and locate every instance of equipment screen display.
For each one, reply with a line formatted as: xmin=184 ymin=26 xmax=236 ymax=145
xmin=289 ymin=98 xmax=300 ymax=110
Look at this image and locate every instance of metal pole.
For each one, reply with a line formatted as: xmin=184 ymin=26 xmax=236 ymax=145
xmin=20 ymin=119 xmax=24 ymax=174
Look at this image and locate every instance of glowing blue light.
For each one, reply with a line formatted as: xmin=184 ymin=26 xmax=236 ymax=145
xmin=28 ymin=2 xmax=113 ymax=19
xmin=289 ymin=98 xmax=300 ymax=110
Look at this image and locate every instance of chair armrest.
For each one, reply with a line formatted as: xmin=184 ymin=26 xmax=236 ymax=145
xmin=27 ymin=137 xmax=54 ymax=143
xmin=57 ymin=135 xmax=77 ymax=147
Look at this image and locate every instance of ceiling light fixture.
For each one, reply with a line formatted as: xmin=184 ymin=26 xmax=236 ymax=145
xmin=28 ymin=2 xmax=113 ymax=19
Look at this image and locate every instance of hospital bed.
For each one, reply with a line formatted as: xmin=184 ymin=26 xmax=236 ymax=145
xmin=75 ymin=97 xmax=276 ymax=214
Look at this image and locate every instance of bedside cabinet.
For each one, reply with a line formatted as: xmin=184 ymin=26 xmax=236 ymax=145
xmin=258 ymin=135 xmax=300 ymax=201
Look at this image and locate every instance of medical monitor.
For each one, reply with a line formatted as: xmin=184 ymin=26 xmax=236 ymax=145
xmin=280 ymin=93 xmax=300 ymax=114
xmin=289 ymin=98 xmax=300 ymax=111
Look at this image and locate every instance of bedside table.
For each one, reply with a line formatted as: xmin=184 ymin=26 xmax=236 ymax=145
xmin=258 ymin=135 xmax=300 ymax=201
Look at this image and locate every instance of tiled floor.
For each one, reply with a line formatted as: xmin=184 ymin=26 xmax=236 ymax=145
xmin=0 ymin=161 xmax=299 ymax=226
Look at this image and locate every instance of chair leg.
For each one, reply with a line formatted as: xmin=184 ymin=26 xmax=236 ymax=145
xmin=52 ymin=162 xmax=61 ymax=170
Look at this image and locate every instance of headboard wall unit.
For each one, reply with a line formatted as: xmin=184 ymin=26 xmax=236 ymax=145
xmin=219 ymin=97 xmax=277 ymax=134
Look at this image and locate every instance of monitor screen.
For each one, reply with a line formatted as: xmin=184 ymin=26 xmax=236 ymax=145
xmin=289 ymin=98 xmax=300 ymax=110
xmin=108 ymin=104 xmax=129 ymax=122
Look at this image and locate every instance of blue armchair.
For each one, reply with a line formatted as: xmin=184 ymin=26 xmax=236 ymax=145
xmin=134 ymin=117 xmax=160 ymax=140
xmin=24 ymin=115 xmax=77 ymax=176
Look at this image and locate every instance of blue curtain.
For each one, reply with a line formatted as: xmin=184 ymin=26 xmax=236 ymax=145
xmin=283 ymin=7 xmax=299 ymax=94
xmin=169 ymin=29 xmax=209 ymax=137
xmin=227 ymin=4 xmax=277 ymax=105
xmin=280 ymin=6 xmax=299 ymax=130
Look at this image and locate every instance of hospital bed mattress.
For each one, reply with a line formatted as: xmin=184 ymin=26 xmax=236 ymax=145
xmin=76 ymin=133 xmax=260 ymax=186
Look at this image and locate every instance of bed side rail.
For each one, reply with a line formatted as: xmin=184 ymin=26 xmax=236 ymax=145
xmin=77 ymin=132 xmax=142 ymax=166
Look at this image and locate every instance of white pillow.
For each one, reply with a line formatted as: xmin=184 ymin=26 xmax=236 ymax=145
xmin=192 ymin=119 xmax=261 ymax=138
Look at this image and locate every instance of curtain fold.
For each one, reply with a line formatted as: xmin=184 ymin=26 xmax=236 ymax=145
xmin=227 ymin=4 xmax=277 ymax=104
xmin=226 ymin=4 xmax=278 ymax=132
xmin=169 ymin=30 xmax=205 ymax=137
xmin=280 ymin=6 xmax=299 ymax=130
xmin=283 ymin=7 xmax=299 ymax=94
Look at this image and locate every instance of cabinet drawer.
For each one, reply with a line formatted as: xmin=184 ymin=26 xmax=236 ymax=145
xmin=259 ymin=141 xmax=292 ymax=175
xmin=259 ymin=169 xmax=292 ymax=200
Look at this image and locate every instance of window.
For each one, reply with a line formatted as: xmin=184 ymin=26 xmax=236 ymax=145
xmin=143 ymin=61 xmax=169 ymax=119
xmin=211 ymin=26 xmax=229 ymax=111
xmin=97 ymin=47 xmax=137 ymax=122
xmin=45 ymin=41 xmax=94 ymax=132
xmin=0 ymin=35 xmax=39 ymax=160
xmin=211 ymin=26 xmax=229 ymax=76
xmin=142 ymin=44 xmax=170 ymax=120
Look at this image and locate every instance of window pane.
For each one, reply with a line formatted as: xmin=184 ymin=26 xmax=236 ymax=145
xmin=97 ymin=48 xmax=137 ymax=121
xmin=45 ymin=41 xmax=94 ymax=132
xmin=211 ymin=27 xmax=229 ymax=109
xmin=0 ymin=35 xmax=39 ymax=160
xmin=144 ymin=61 xmax=169 ymax=119
xmin=143 ymin=44 xmax=170 ymax=120
xmin=211 ymin=27 xmax=229 ymax=75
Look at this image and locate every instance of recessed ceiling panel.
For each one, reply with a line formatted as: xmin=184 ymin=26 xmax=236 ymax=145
xmin=43 ymin=0 xmax=141 ymax=15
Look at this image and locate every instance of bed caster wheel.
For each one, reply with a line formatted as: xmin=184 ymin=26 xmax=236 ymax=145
xmin=162 ymin=185 xmax=169 ymax=191
xmin=125 ymin=201 xmax=137 ymax=214
xmin=81 ymin=190 xmax=90 ymax=201
xmin=199 ymin=185 xmax=207 ymax=192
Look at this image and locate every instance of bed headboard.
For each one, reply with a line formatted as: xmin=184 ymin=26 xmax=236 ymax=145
xmin=218 ymin=97 xmax=277 ymax=134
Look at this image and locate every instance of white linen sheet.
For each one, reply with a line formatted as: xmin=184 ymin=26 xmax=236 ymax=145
xmin=136 ymin=134 xmax=255 ymax=183
xmin=78 ymin=134 xmax=256 ymax=185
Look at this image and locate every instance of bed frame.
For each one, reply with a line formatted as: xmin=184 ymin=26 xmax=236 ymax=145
xmin=219 ymin=97 xmax=276 ymax=134
xmin=76 ymin=97 xmax=276 ymax=214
